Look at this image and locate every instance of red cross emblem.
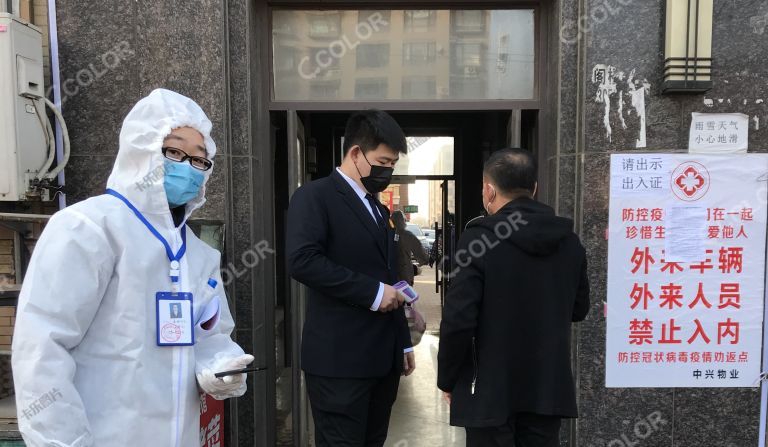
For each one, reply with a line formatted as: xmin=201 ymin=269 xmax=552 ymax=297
xmin=671 ymin=162 xmax=710 ymax=201
xmin=675 ymin=167 xmax=705 ymax=196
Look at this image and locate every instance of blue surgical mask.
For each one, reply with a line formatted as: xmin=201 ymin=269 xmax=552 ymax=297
xmin=163 ymin=160 xmax=205 ymax=207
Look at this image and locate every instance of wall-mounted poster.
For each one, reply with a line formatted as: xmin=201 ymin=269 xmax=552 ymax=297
xmin=606 ymin=154 xmax=768 ymax=387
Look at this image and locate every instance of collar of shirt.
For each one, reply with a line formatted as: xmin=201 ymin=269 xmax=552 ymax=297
xmin=336 ymin=167 xmax=382 ymax=222
xmin=336 ymin=167 xmax=368 ymax=201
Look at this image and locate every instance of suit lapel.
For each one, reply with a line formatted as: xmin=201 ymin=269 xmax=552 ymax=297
xmin=332 ymin=170 xmax=387 ymax=260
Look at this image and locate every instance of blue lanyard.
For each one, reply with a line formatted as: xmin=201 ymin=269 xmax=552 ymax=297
xmin=106 ymin=188 xmax=187 ymax=285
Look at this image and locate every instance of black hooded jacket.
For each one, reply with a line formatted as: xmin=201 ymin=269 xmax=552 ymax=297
xmin=437 ymin=197 xmax=590 ymax=427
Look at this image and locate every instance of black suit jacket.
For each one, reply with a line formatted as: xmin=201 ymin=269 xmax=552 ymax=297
xmin=287 ymin=169 xmax=412 ymax=378
xmin=438 ymin=198 xmax=590 ymax=426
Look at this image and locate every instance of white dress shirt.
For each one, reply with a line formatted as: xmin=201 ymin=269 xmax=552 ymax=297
xmin=336 ymin=168 xmax=413 ymax=354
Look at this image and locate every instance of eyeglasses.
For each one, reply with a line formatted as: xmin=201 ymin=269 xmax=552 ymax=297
xmin=162 ymin=147 xmax=213 ymax=171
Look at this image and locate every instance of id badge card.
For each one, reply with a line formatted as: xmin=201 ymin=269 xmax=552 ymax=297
xmin=156 ymin=292 xmax=194 ymax=346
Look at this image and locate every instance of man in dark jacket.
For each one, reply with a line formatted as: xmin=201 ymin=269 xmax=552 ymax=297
xmin=437 ymin=148 xmax=590 ymax=447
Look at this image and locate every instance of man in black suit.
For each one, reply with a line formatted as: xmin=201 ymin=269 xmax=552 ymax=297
xmin=438 ymin=148 xmax=590 ymax=447
xmin=287 ymin=110 xmax=415 ymax=447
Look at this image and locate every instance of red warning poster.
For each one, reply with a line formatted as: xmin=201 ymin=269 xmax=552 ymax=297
xmin=200 ymin=392 xmax=225 ymax=447
xmin=606 ymin=154 xmax=768 ymax=387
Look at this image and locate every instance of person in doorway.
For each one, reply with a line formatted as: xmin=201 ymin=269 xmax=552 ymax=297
xmin=437 ymin=148 xmax=590 ymax=447
xmin=12 ymin=89 xmax=254 ymax=447
xmin=391 ymin=210 xmax=429 ymax=286
xmin=391 ymin=210 xmax=429 ymax=347
xmin=287 ymin=110 xmax=415 ymax=447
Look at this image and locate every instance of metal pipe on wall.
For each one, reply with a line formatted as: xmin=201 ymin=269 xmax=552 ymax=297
xmin=46 ymin=0 xmax=66 ymax=209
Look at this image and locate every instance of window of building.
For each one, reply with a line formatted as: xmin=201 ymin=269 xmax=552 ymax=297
xmin=356 ymin=44 xmax=390 ymax=69
xmin=309 ymin=80 xmax=341 ymax=99
xmin=402 ymin=76 xmax=437 ymax=99
xmin=309 ymin=47 xmax=341 ymax=70
xmin=274 ymin=46 xmax=298 ymax=74
xmin=308 ymin=12 xmax=341 ymax=38
xmin=452 ymin=10 xmax=485 ymax=34
xmin=404 ymin=10 xmax=437 ymax=32
xmin=358 ymin=10 xmax=391 ymax=32
xmin=403 ymin=42 xmax=437 ymax=66
xmin=355 ymin=78 xmax=389 ymax=99
xmin=453 ymin=43 xmax=483 ymax=71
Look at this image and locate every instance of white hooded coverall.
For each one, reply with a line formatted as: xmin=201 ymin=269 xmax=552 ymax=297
xmin=12 ymin=89 xmax=246 ymax=447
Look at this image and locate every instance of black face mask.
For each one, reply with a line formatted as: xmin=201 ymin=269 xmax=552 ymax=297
xmin=356 ymin=151 xmax=394 ymax=194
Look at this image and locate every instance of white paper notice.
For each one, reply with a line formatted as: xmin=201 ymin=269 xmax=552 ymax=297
xmin=606 ymin=154 xmax=768 ymax=388
xmin=610 ymin=154 xmax=670 ymax=196
xmin=689 ymin=112 xmax=749 ymax=154
xmin=665 ymin=206 xmax=707 ymax=262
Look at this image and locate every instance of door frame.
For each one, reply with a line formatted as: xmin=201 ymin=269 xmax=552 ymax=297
xmin=256 ymin=1 xmax=558 ymax=444
xmin=286 ymin=111 xmax=313 ymax=447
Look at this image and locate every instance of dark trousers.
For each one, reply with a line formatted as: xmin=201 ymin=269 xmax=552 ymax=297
xmin=305 ymin=370 xmax=401 ymax=447
xmin=466 ymin=413 xmax=561 ymax=447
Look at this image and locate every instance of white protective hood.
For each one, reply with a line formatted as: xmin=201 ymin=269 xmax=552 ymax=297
xmin=107 ymin=88 xmax=217 ymax=221
xmin=12 ymin=89 xmax=245 ymax=447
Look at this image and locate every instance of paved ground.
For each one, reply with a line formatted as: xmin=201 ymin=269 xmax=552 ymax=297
xmin=385 ymin=334 xmax=465 ymax=447
xmin=385 ymin=267 xmax=465 ymax=446
xmin=411 ymin=265 xmax=443 ymax=333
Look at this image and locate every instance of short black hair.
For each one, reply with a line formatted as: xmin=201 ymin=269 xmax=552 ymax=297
xmin=483 ymin=148 xmax=537 ymax=195
xmin=343 ymin=110 xmax=407 ymax=155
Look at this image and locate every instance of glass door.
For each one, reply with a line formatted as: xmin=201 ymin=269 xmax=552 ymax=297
xmin=434 ymin=180 xmax=456 ymax=308
xmin=279 ymin=111 xmax=312 ymax=447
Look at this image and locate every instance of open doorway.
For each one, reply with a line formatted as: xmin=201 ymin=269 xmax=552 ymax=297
xmin=272 ymin=109 xmax=538 ymax=446
xmin=384 ymin=176 xmax=454 ymax=331
xmin=383 ymin=175 xmax=461 ymax=446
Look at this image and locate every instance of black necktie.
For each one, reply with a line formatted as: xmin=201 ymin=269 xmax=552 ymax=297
xmin=365 ymin=194 xmax=385 ymax=229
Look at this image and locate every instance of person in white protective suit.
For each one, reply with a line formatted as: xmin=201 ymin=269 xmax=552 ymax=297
xmin=12 ymin=88 xmax=254 ymax=447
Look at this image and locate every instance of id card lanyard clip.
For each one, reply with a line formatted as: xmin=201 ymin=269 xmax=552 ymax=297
xmin=107 ymin=189 xmax=187 ymax=293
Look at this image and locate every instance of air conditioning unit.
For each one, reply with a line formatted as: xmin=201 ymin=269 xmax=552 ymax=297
xmin=0 ymin=13 xmax=47 ymax=201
